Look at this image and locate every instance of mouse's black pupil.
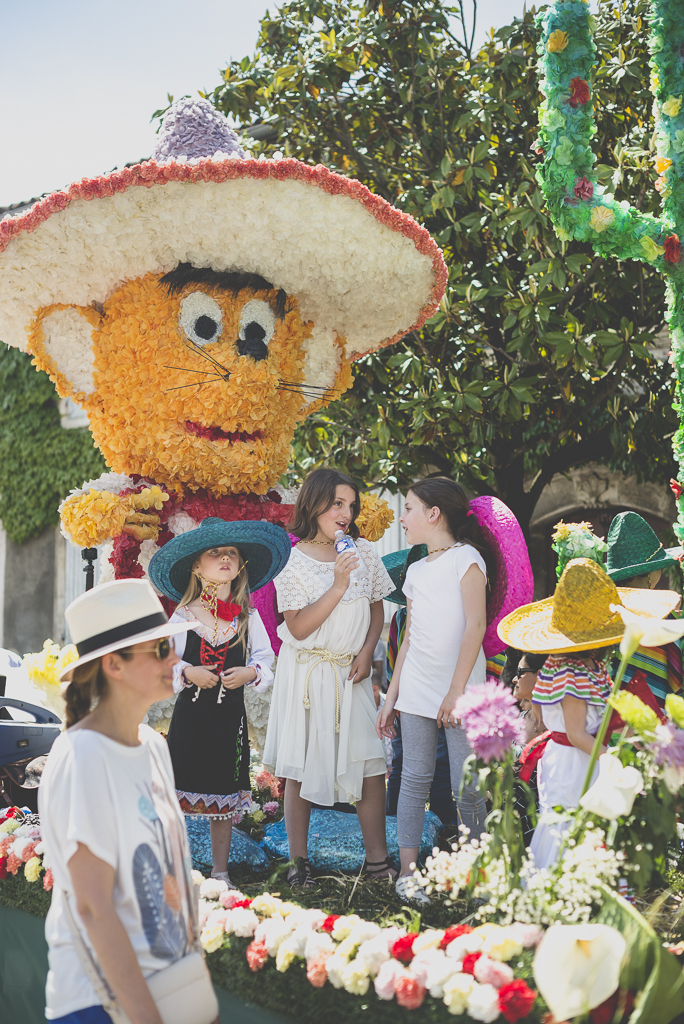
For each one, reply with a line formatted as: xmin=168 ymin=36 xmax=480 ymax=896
xmin=194 ymin=315 xmax=218 ymax=340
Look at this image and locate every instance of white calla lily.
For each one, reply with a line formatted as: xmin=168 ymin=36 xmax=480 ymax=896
xmin=579 ymin=752 xmax=643 ymax=820
xmin=610 ymin=605 xmax=684 ymax=657
xmin=532 ymin=923 xmax=626 ymax=1021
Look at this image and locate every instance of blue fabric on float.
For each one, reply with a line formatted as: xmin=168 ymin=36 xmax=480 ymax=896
xmin=185 ymin=815 xmax=270 ymax=873
xmin=261 ymin=809 xmax=442 ymax=871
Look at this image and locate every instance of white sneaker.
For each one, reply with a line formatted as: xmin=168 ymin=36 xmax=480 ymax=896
xmin=211 ymin=871 xmax=238 ymax=890
xmin=395 ymin=874 xmax=430 ymax=905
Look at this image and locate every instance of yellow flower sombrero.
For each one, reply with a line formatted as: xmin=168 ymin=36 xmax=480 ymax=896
xmin=497 ymin=557 xmax=681 ymax=654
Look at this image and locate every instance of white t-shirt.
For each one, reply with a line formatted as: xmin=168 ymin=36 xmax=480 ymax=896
xmin=39 ymin=725 xmax=195 ymax=1019
xmin=395 ymin=544 xmax=487 ymax=719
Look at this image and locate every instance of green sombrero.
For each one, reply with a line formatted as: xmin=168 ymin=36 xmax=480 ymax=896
xmin=148 ymin=517 xmax=291 ymax=603
xmin=382 ymin=546 xmax=428 ymax=604
xmin=605 ymin=511 xmax=677 ymax=584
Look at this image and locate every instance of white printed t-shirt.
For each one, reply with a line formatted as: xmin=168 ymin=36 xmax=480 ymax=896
xmin=395 ymin=543 xmax=487 ymax=720
xmin=39 ymin=725 xmax=195 ymax=1019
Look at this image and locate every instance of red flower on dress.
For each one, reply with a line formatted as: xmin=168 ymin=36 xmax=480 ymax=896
xmin=568 ymin=77 xmax=590 ymax=106
xmin=664 ymin=234 xmax=683 ymax=264
xmin=573 ymin=176 xmax=594 ymax=200
xmin=498 ymin=978 xmax=537 ymax=1022
xmin=391 ymin=933 xmax=418 ymax=963
xmin=461 ymin=951 xmax=482 ymax=975
xmin=440 ymin=924 xmax=474 ymax=948
xmin=321 ymin=915 xmax=340 ymax=933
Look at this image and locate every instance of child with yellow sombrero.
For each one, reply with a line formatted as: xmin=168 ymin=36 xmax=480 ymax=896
xmin=498 ymin=557 xmax=680 ymax=869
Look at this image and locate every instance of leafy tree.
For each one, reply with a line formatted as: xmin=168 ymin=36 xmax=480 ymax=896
xmin=202 ymin=0 xmax=676 ymax=532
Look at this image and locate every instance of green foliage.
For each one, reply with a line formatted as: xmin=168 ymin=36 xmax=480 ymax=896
xmin=200 ymin=0 xmax=677 ymax=530
xmin=0 ymin=871 xmax=51 ymax=918
xmin=0 ymin=347 xmax=106 ymax=545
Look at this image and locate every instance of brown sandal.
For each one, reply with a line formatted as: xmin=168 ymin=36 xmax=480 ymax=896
xmin=364 ymin=858 xmax=398 ymax=881
xmin=287 ymin=856 xmax=316 ymax=888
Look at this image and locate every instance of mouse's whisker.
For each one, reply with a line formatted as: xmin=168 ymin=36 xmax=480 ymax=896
xmin=164 ymin=365 xmax=221 ymax=376
xmin=165 ymin=377 xmax=222 ymax=393
xmin=183 ymin=340 xmax=231 ymax=377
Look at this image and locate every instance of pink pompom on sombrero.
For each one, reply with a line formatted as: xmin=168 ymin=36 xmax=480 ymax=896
xmin=469 ymin=496 xmax=534 ymax=657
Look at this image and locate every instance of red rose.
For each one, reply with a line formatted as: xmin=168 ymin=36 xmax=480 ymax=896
xmin=574 ymin=176 xmax=594 ymax=200
xmin=664 ymin=234 xmax=682 ymax=264
xmin=0 ymin=857 xmax=7 ymax=880
xmin=568 ymin=77 xmax=590 ymax=106
xmin=440 ymin=924 xmax=474 ymax=948
xmin=321 ymin=915 xmax=340 ymax=934
xmin=462 ymin=951 xmax=482 ymax=975
xmin=671 ymin=478 xmax=683 ymax=499
xmin=391 ymin=933 xmax=418 ymax=963
xmin=498 ymin=978 xmax=537 ymax=1022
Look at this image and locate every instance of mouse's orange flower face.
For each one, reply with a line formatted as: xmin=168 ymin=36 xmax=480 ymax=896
xmin=28 ymin=268 xmax=351 ymax=495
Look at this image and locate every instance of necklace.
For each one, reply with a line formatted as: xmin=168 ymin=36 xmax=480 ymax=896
xmin=299 ymin=539 xmax=334 ymax=546
xmin=427 ymin=544 xmax=457 ymax=555
xmin=194 ymin=570 xmax=242 ymax=644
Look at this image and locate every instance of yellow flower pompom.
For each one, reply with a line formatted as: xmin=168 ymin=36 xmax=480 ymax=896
xmin=590 ymin=206 xmax=615 ymax=233
xmin=666 ymin=693 xmax=684 ymax=729
xmin=547 ymin=30 xmax=569 ymax=53
xmin=199 ymin=922 xmax=225 ymax=953
xmin=275 ymin=941 xmax=296 ymax=972
xmin=25 ymin=640 xmax=78 ymax=691
xmin=609 ymin=691 xmax=660 ymax=737
xmin=250 ymin=893 xmax=283 ymax=917
xmin=640 ymin=236 xmax=665 ymax=262
xmin=24 ymin=856 xmax=42 ymax=883
xmin=0 ymin=819 xmax=21 ymax=835
xmin=655 ymin=156 xmax=672 ymax=174
xmin=663 ymin=96 xmax=682 ymax=117
xmin=356 ymin=493 xmax=394 ymax=542
xmin=61 ymin=490 xmax=129 ymax=548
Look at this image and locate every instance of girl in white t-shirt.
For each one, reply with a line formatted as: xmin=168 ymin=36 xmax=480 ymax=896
xmin=377 ymin=478 xmax=492 ymax=902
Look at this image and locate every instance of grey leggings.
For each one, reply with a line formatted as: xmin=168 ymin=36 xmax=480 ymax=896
xmin=397 ymin=712 xmax=486 ymax=847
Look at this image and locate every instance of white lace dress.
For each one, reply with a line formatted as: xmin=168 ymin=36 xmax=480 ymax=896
xmin=263 ymin=540 xmax=394 ymax=805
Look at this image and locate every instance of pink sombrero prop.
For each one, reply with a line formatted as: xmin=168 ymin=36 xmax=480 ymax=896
xmin=0 ymin=98 xmax=447 ymax=395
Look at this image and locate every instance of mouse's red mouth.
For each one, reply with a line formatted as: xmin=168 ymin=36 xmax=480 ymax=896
xmin=184 ymin=421 xmax=264 ymax=443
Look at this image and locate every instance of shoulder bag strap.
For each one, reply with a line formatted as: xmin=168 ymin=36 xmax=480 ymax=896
xmin=61 ymin=891 xmax=131 ymax=1024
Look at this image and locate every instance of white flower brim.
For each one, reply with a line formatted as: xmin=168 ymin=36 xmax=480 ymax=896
xmin=0 ymin=160 xmax=446 ymax=361
xmin=59 ymin=619 xmax=197 ymax=684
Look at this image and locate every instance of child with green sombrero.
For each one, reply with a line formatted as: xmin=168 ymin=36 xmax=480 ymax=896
xmin=606 ymin=511 xmax=682 ymax=709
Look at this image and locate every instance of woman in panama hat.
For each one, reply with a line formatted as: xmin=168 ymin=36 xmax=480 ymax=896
xmin=148 ymin=518 xmax=289 ymax=889
xmin=39 ymin=579 xmax=220 ymax=1024
xmin=498 ymin=557 xmax=680 ymax=869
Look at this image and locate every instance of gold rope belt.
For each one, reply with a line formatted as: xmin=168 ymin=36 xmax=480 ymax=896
xmin=296 ymin=647 xmax=355 ymax=733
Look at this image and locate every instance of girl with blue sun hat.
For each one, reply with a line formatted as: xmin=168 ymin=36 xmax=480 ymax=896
xmin=148 ymin=518 xmax=290 ymax=889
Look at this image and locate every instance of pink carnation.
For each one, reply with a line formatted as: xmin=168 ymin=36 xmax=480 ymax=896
xmin=246 ymin=938 xmax=269 ymax=972
xmin=254 ymin=768 xmax=275 ymax=792
xmin=263 ymin=801 xmax=279 ymax=817
xmin=43 ymin=868 xmax=54 ymax=892
xmin=21 ymin=842 xmax=38 ymax=863
xmin=509 ymin=922 xmax=543 ymax=948
xmin=455 ymin=681 xmax=525 ymax=762
xmin=375 ymin=959 xmax=407 ymax=1000
xmin=306 ymin=950 xmax=332 ymax=987
xmin=474 ymin=955 xmax=515 ymax=989
xmin=0 ymin=836 xmax=13 ymax=857
xmin=220 ymin=889 xmax=249 ymax=909
xmin=232 ymin=811 xmax=244 ymax=825
xmin=6 ymin=853 xmax=20 ymax=875
xmin=395 ymin=973 xmax=426 ymax=1009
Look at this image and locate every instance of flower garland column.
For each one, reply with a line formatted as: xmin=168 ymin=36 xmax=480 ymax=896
xmin=536 ymin=0 xmax=684 ymax=536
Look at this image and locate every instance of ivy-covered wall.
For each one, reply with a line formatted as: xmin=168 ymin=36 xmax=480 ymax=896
xmin=0 ymin=347 xmax=105 ymax=546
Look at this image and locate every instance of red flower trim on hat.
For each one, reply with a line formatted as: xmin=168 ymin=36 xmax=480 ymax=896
xmin=0 ymin=159 xmax=447 ymax=355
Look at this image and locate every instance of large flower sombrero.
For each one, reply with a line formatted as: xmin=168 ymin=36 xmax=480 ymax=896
xmin=0 ymin=98 xmax=447 ymax=394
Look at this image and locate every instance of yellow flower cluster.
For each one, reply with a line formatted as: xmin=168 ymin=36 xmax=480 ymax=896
xmin=547 ymin=30 xmax=569 ymax=52
xmin=250 ymin=893 xmax=284 ymax=917
xmin=61 ymin=489 xmax=129 ymax=548
xmin=356 ymin=493 xmax=395 ymax=542
xmin=665 ymin=693 xmax=684 ymax=729
xmin=0 ymin=818 xmax=20 ymax=835
xmin=590 ymin=206 xmax=615 ymax=233
xmin=641 ymin=236 xmax=665 ymax=262
xmin=663 ymin=96 xmax=682 ymax=117
xmin=552 ymin=520 xmax=592 ymax=543
xmin=609 ymin=691 xmax=660 ymax=737
xmin=655 ymin=156 xmax=673 ymax=174
xmin=25 ymin=639 xmax=77 ymax=692
xmin=24 ymin=856 xmax=42 ymax=883
xmin=199 ymin=922 xmax=225 ymax=953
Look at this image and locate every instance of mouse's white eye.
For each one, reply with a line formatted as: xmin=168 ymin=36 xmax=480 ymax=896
xmin=179 ymin=292 xmax=223 ymax=346
xmin=237 ymin=300 xmax=276 ymax=361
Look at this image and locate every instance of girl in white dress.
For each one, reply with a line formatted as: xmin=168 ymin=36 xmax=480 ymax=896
xmin=263 ymin=468 xmax=395 ymax=886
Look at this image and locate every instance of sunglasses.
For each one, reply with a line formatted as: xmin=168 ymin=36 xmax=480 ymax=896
xmin=130 ymin=637 xmax=173 ymax=660
xmin=514 ymin=668 xmax=537 ymax=680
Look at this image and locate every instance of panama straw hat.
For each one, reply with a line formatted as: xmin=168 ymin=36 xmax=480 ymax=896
xmin=0 ymin=98 xmax=446 ymax=394
xmin=148 ymin=517 xmax=291 ymax=604
xmin=60 ymin=579 xmax=196 ymax=682
xmin=605 ymin=511 xmax=677 ymax=583
xmin=497 ymin=557 xmax=681 ymax=654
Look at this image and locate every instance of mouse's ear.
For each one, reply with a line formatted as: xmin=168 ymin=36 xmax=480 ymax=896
xmin=28 ymin=304 xmax=101 ymax=404
xmin=299 ymin=326 xmax=353 ymax=416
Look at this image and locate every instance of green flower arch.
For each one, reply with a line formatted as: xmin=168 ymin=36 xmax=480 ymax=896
xmin=536 ymin=0 xmax=684 ymax=536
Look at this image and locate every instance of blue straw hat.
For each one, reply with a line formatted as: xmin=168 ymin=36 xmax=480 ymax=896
xmin=382 ymin=545 xmax=428 ymax=604
xmin=148 ymin=518 xmax=292 ymax=603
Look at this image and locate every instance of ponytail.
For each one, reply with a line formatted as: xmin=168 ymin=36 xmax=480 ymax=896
xmin=409 ymin=478 xmax=497 ymax=587
xmin=64 ymin=649 xmax=132 ymax=728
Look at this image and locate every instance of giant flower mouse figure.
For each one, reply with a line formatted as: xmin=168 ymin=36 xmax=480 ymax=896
xmin=0 ymin=98 xmax=446 ymax=585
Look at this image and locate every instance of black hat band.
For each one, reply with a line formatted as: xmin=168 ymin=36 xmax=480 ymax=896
xmin=76 ymin=612 xmax=168 ymax=656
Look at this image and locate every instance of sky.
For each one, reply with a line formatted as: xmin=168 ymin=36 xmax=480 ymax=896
xmin=0 ymin=0 xmax=529 ymax=209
